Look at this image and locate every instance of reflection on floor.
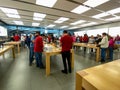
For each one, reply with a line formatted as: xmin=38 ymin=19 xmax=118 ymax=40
xmin=0 ymin=48 xmax=119 ymax=90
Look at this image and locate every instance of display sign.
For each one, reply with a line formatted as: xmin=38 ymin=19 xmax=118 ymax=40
xmin=0 ymin=26 xmax=8 ymax=36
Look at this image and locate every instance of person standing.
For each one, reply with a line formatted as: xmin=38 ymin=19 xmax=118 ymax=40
xmin=108 ymin=37 xmax=114 ymax=61
xmin=29 ymin=34 xmax=35 ymax=66
xmin=25 ymin=35 xmax=31 ymax=49
xmin=99 ymin=33 xmax=109 ymax=62
xmin=34 ymin=31 xmax=44 ymax=68
xmin=88 ymin=35 xmax=95 ymax=52
xmin=83 ymin=34 xmax=89 ymax=53
xmin=60 ymin=30 xmax=73 ymax=74
xmin=21 ymin=35 xmax=25 ymax=48
xmin=13 ymin=33 xmax=20 ymax=41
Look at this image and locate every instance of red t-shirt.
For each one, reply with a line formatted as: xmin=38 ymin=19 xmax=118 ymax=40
xmin=13 ymin=35 xmax=20 ymax=41
xmin=60 ymin=35 xmax=73 ymax=52
xmin=34 ymin=36 xmax=43 ymax=52
xmin=79 ymin=36 xmax=83 ymax=42
xmin=83 ymin=36 xmax=89 ymax=43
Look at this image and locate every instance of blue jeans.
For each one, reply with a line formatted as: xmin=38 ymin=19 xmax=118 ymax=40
xmin=108 ymin=47 xmax=113 ymax=60
xmin=29 ymin=47 xmax=34 ymax=65
xmin=35 ymin=52 xmax=44 ymax=68
xmin=101 ymin=48 xmax=107 ymax=61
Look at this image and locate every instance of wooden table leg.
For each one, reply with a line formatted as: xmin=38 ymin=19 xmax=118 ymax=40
xmin=76 ymin=72 xmax=83 ymax=90
xmin=96 ymin=47 xmax=100 ymax=62
xmin=12 ymin=47 xmax=15 ymax=59
xmin=71 ymin=49 xmax=74 ymax=69
xmin=46 ymin=53 xmax=50 ymax=76
xmin=18 ymin=44 xmax=20 ymax=53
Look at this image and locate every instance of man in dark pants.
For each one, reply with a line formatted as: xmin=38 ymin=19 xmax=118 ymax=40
xmin=34 ymin=31 xmax=44 ymax=68
xmin=29 ymin=34 xmax=35 ymax=66
xmin=60 ymin=30 xmax=73 ymax=74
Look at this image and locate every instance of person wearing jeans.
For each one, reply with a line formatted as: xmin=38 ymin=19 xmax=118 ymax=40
xmin=34 ymin=31 xmax=44 ymax=68
xmin=29 ymin=34 xmax=35 ymax=66
xmin=99 ymin=33 xmax=108 ymax=62
xmin=101 ymin=48 xmax=107 ymax=62
xmin=34 ymin=52 xmax=43 ymax=68
xmin=108 ymin=37 xmax=114 ymax=61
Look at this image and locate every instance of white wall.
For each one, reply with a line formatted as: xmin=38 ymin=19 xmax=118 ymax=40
xmin=74 ymin=21 xmax=120 ymax=37
xmin=109 ymin=27 xmax=120 ymax=36
xmin=87 ymin=28 xmax=108 ymax=36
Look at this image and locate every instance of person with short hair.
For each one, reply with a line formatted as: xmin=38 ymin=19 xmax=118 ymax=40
xmin=60 ymin=30 xmax=73 ymax=74
xmin=13 ymin=33 xmax=20 ymax=41
xmin=99 ymin=33 xmax=109 ymax=62
xmin=29 ymin=34 xmax=35 ymax=66
xmin=34 ymin=31 xmax=44 ymax=68
xmin=21 ymin=35 xmax=25 ymax=48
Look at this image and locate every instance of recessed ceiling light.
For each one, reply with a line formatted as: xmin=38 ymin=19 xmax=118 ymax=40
xmin=54 ymin=17 xmax=69 ymax=23
xmin=0 ymin=7 xmax=20 ymax=18
xmin=0 ymin=7 xmax=18 ymax=14
xmin=6 ymin=13 xmax=20 ymax=18
xmin=92 ymin=12 xmax=110 ymax=19
xmin=33 ymin=12 xmax=46 ymax=21
xmin=71 ymin=5 xmax=91 ymax=14
xmin=69 ymin=27 xmax=78 ymax=29
xmin=34 ymin=13 xmax=46 ymax=18
xmin=47 ymin=24 xmax=55 ymax=28
xmin=70 ymin=20 xmax=86 ymax=25
xmin=81 ymin=22 xmax=97 ymax=27
xmin=13 ymin=21 xmax=24 ymax=25
xmin=84 ymin=0 xmax=109 ymax=7
xmin=60 ymin=26 xmax=68 ymax=29
xmin=36 ymin=0 xmax=57 ymax=7
xmin=32 ymin=23 xmax=40 ymax=26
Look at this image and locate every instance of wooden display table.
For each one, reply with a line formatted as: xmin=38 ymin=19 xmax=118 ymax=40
xmin=4 ymin=41 xmax=21 ymax=53
xmin=0 ymin=45 xmax=15 ymax=59
xmin=74 ymin=43 xmax=100 ymax=62
xmin=44 ymin=44 xmax=74 ymax=76
xmin=76 ymin=60 xmax=120 ymax=90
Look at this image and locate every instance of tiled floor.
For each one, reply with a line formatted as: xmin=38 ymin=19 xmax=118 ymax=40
xmin=0 ymin=48 xmax=119 ymax=90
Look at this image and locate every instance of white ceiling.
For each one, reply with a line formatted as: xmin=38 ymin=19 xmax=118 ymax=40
xmin=0 ymin=0 xmax=120 ymax=30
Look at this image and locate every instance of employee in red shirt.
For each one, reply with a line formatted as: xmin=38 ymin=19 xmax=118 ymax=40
xmin=60 ymin=30 xmax=73 ymax=74
xmin=34 ymin=31 xmax=44 ymax=68
xmin=83 ymin=34 xmax=89 ymax=53
xmin=13 ymin=34 xmax=20 ymax=41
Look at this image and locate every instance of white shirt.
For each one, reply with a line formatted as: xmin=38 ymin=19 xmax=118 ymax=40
xmin=99 ymin=36 xmax=108 ymax=48
xmin=21 ymin=36 xmax=25 ymax=41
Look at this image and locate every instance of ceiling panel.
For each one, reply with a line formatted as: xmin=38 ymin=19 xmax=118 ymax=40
xmin=95 ymin=1 xmax=120 ymax=12
xmin=82 ymin=9 xmax=101 ymax=16
xmin=0 ymin=0 xmax=119 ymax=29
